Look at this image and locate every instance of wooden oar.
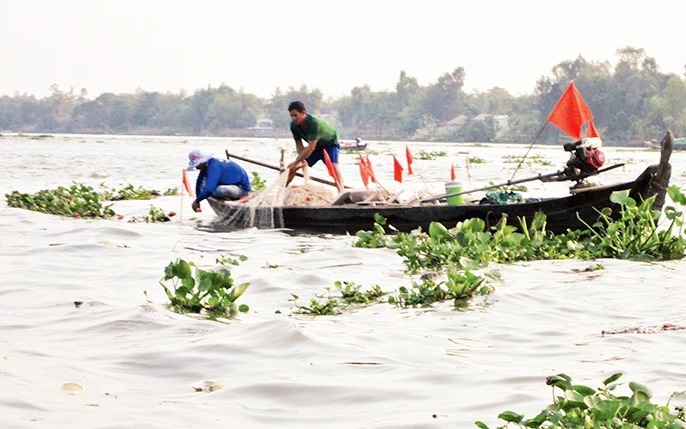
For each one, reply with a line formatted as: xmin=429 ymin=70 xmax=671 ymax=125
xmin=420 ymin=163 xmax=625 ymax=204
xmin=225 ymin=150 xmax=351 ymax=189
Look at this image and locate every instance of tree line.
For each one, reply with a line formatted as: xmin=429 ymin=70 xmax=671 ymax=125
xmin=1 ymin=47 xmax=685 ymax=145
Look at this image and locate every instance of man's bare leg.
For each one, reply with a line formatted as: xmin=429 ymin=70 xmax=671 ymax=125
xmin=333 ymin=163 xmax=345 ymax=192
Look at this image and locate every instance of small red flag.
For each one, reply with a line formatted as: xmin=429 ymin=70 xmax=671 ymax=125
xmin=393 ymin=155 xmax=403 ymax=183
xmin=405 ymin=145 xmax=414 ymax=175
xmin=182 ymin=169 xmax=195 ymax=197
xmin=365 ymin=155 xmax=377 ymax=183
xmin=587 ymin=120 xmax=600 ymax=138
xmin=450 ymin=163 xmax=456 ymax=181
xmin=323 ymin=149 xmax=341 ymax=188
xmin=548 ymin=81 xmax=593 ymax=141
xmin=358 ymin=154 xmax=369 ymax=189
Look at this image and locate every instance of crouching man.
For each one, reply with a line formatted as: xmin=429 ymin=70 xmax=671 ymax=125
xmin=186 ymin=149 xmax=252 ymax=212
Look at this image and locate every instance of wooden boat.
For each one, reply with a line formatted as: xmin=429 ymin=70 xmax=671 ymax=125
xmin=208 ymin=132 xmax=674 ymax=235
xmin=340 ymin=138 xmax=367 ymax=151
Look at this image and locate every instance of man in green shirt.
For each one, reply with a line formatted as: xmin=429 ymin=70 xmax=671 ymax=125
xmin=286 ymin=101 xmax=345 ymax=192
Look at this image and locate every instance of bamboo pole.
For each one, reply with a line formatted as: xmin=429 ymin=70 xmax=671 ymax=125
xmin=225 ymin=150 xmax=351 ymax=189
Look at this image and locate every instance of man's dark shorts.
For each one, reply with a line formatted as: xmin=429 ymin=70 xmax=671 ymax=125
xmin=307 ymin=145 xmax=339 ymax=167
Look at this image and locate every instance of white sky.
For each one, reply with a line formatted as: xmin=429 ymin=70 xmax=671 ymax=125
xmin=1 ymin=0 xmax=684 ymax=99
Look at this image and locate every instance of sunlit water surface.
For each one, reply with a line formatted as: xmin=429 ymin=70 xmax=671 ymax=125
xmin=1 ymin=134 xmax=685 ymax=428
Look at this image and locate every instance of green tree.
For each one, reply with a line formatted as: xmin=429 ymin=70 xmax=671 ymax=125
xmin=266 ymin=85 xmax=323 ymax=132
xmin=419 ymin=67 xmax=467 ymax=123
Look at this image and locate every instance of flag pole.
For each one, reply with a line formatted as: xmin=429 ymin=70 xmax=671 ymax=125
xmin=360 ymin=153 xmax=392 ymax=197
xmin=179 ymin=169 xmax=184 ymax=224
xmin=508 ymin=121 xmax=549 ymax=182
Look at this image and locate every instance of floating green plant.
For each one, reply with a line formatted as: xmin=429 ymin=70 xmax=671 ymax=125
xmin=6 ymin=182 xmax=115 ymax=219
xmin=159 ymin=259 xmax=249 ymax=318
xmin=129 ymin=205 xmax=171 ymax=223
xmin=250 ymin=171 xmax=266 ymax=191
xmin=291 ymin=292 xmax=340 ymax=316
xmin=579 ymin=187 xmax=686 ymax=260
xmin=475 ymin=373 xmax=686 ymax=428
xmin=216 ymin=254 xmax=248 ymax=266
xmin=417 ymin=149 xmax=447 ymax=160
xmin=351 ymin=187 xmax=686 ymax=309
xmin=291 ymin=281 xmax=386 ymax=316
xmin=100 ymin=183 xmax=161 ymax=200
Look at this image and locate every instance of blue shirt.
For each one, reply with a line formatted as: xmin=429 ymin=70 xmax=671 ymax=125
xmin=195 ymin=158 xmax=252 ymax=202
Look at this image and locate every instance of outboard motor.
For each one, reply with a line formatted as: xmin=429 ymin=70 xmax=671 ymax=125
xmin=562 ymin=137 xmax=605 ymax=179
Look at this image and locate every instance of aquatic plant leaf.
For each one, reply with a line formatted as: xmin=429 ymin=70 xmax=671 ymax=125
xmin=176 ymin=285 xmax=192 ymax=297
xmin=181 ymin=277 xmax=195 ymax=291
xmin=373 ymin=213 xmax=387 ymax=225
xmin=497 ymin=411 xmax=524 ymax=423
xmin=525 ymin=410 xmax=550 ymax=427
xmin=460 ymin=217 xmax=486 ymax=233
xmin=428 ymin=221 xmax=449 ymax=239
xmin=563 ymin=389 xmax=586 ymax=405
xmin=584 ymin=394 xmax=600 ymax=408
xmin=546 ymin=374 xmax=572 ymax=388
xmin=610 ymin=189 xmax=636 ymax=207
xmin=603 ymin=372 xmax=623 ymax=386
xmin=594 ymin=399 xmax=621 ymax=420
xmin=197 ymin=276 xmax=213 ymax=291
xmin=629 ymin=381 xmax=652 ymax=400
xmin=166 ymin=259 xmax=192 ymax=280
xmin=668 ymin=185 xmax=686 ymax=205
xmin=458 ymin=256 xmax=479 ymax=270
xmin=231 ymin=282 xmax=250 ymax=300
xmin=664 ymin=206 xmax=683 ymax=222
xmin=573 ymin=384 xmax=596 ymax=396
xmin=628 ymin=407 xmax=650 ymax=422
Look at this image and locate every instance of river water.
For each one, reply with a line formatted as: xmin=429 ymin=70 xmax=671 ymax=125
xmin=1 ymin=133 xmax=685 ymax=428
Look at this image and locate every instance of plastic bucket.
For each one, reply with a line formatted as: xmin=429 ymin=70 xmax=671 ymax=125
xmin=445 ymin=182 xmax=464 ymax=205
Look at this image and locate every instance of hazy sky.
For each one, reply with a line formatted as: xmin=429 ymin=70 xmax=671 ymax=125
xmin=1 ymin=0 xmax=684 ymax=99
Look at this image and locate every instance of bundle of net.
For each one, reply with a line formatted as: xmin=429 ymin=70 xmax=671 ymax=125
xmin=212 ymin=170 xmax=335 ymax=229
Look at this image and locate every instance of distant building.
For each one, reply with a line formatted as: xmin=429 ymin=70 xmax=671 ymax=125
xmin=471 ymin=114 xmax=510 ymax=139
xmin=445 ymin=115 xmax=468 ymax=129
xmin=248 ymin=116 xmax=274 ymax=137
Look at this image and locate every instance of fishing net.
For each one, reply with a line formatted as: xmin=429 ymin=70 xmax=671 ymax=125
xmin=211 ymin=170 xmax=336 ymax=230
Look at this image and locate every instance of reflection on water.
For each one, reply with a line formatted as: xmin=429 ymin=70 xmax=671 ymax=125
xmin=1 ymin=134 xmax=685 ymax=428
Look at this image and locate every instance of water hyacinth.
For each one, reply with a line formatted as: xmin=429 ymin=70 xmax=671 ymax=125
xmin=475 ymin=373 xmax=686 ymax=428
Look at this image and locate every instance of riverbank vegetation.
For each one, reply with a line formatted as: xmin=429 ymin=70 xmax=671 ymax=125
xmin=1 ymin=47 xmax=685 ymax=144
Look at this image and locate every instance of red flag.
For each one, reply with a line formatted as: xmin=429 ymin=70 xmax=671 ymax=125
xmin=322 ymin=149 xmax=341 ymax=188
xmin=587 ymin=120 xmax=600 ymax=138
xmin=405 ymin=145 xmax=414 ymax=175
xmin=365 ymin=155 xmax=377 ymax=183
xmin=548 ymin=81 xmax=593 ymax=141
xmin=393 ymin=155 xmax=403 ymax=183
xmin=358 ymin=154 xmax=369 ymax=189
xmin=182 ymin=169 xmax=195 ymax=197
xmin=450 ymin=163 xmax=456 ymax=181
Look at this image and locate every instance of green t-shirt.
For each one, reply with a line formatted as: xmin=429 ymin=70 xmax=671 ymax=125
xmin=290 ymin=113 xmax=339 ymax=149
